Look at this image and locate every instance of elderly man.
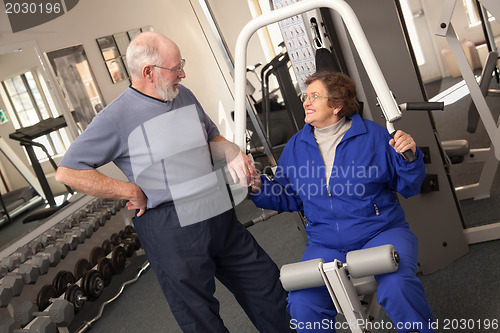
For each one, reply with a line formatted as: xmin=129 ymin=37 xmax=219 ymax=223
xmin=56 ymin=32 xmax=291 ymax=332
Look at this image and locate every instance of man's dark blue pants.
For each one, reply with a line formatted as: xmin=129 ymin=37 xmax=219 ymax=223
xmin=133 ymin=203 xmax=292 ymax=332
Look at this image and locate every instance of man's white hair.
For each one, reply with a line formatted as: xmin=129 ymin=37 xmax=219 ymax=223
xmin=126 ymin=32 xmax=163 ymax=81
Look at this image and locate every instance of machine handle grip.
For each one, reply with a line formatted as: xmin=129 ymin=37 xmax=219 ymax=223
xmin=391 ymin=131 xmax=417 ymax=163
xmin=402 ymin=102 xmax=444 ymax=111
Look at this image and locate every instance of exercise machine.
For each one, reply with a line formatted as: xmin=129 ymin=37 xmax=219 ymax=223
xmin=0 ymin=138 xmax=45 ymax=227
xmin=280 ymin=245 xmax=399 ymax=333
xmin=234 ymin=0 xmax=409 ymax=153
xmin=436 ymin=0 xmax=500 ymax=244
xmin=439 ymin=51 xmax=499 ymax=201
xmin=230 ymin=0 xmax=471 ymax=274
xmin=9 ymin=115 xmax=73 ymax=208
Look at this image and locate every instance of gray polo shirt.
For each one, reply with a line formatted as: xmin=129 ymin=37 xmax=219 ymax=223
xmin=59 ymin=85 xmax=222 ymax=213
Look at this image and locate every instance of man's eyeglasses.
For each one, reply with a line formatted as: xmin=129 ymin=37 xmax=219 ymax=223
xmin=152 ymin=59 xmax=186 ymax=77
xmin=300 ymin=93 xmax=329 ymax=103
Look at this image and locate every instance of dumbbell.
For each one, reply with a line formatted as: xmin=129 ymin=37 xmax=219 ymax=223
xmin=0 ymin=316 xmax=55 ymax=333
xmin=117 ymin=225 xmax=138 ymax=242
xmin=35 ymin=285 xmax=59 ymax=311
xmin=124 ymin=225 xmax=136 ymax=235
xmin=31 ymin=232 xmax=60 ymax=255
xmin=79 ymin=216 xmax=100 ymax=234
xmin=32 ymin=229 xmax=63 ymax=260
xmin=54 ymin=234 xmax=79 ymax=252
xmin=79 ymin=246 xmax=120 ymax=285
xmin=0 ymin=317 xmax=20 ymax=332
xmin=0 ymin=249 xmax=31 ymax=278
xmin=61 ymin=264 xmax=105 ymax=302
xmin=103 ymin=238 xmax=133 ymax=268
xmin=37 ymin=270 xmax=83 ymax=314
xmin=107 ymin=230 xmax=140 ymax=258
xmin=0 ymin=285 xmax=13 ymax=307
xmin=4 ymin=257 xmax=47 ymax=286
xmin=88 ymin=243 xmax=126 ymax=280
xmin=0 ymin=263 xmax=37 ymax=306
xmin=70 ymin=209 xmax=86 ymax=222
xmin=77 ymin=201 xmax=105 ymax=219
xmin=94 ymin=198 xmax=123 ymax=215
xmin=81 ymin=270 xmax=105 ymax=301
xmin=42 ymin=227 xmax=78 ymax=255
xmin=65 ymin=228 xmax=85 ymax=244
xmin=8 ymin=300 xmax=37 ymax=327
xmin=68 ymin=209 xmax=106 ymax=234
xmin=88 ymin=210 xmax=108 ymax=224
xmin=96 ymin=258 xmax=113 ymax=287
xmin=1 ymin=274 xmax=24 ymax=297
xmin=48 ymin=271 xmax=104 ymax=314
xmin=64 ymin=284 xmax=85 ymax=313
xmin=52 ymin=271 xmax=74 ymax=296
xmin=83 ymin=202 xmax=110 ymax=224
xmin=75 ymin=221 xmax=93 ymax=239
xmin=1 ymin=256 xmax=20 ymax=272
xmin=126 ymin=233 xmax=141 ymax=252
xmin=32 ymin=299 xmax=74 ymax=327
xmin=51 ymin=221 xmax=71 ymax=235
xmin=73 ymin=259 xmax=91 ymax=282
xmin=28 ymin=256 xmax=50 ymax=276
xmin=88 ymin=247 xmax=112 ymax=286
xmin=1 ymin=264 xmax=9 ymax=278
xmin=35 ymin=246 xmax=61 ymax=267
xmin=14 ymin=264 xmax=39 ymax=285
xmin=62 ymin=212 xmax=90 ymax=233
xmin=10 ymin=299 xmax=73 ymax=328
xmin=12 ymin=316 xmax=56 ymax=333
xmin=73 ymin=256 xmax=110 ymax=294
xmin=26 ymin=241 xmax=43 ymax=259
xmin=35 ymin=235 xmax=69 ymax=262
xmin=11 ymin=247 xmax=32 ymax=265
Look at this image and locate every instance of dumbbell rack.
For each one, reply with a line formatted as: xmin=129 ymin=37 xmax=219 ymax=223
xmin=0 ymin=194 xmax=148 ymax=332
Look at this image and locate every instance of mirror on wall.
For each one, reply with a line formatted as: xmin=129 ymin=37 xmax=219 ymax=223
xmin=0 ymin=43 xmax=66 ymax=249
xmin=399 ymin=0 xmax=500 ymax=229
xmin=46 ymin=44 xmax=105 ymax=131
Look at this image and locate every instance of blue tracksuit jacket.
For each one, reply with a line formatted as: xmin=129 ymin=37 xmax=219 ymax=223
xmin=250 ymin=112 xmax=426 ymax=252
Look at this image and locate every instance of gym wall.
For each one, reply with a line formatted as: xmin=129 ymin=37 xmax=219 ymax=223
xmin=0 ymin=0 xmax=262 ymax=192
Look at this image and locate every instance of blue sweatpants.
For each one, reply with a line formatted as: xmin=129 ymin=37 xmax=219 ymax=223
xmin=287 ymin=227 xmax=435 ymax=333
xmin=132 ymin=203 xmax=292 ymax=332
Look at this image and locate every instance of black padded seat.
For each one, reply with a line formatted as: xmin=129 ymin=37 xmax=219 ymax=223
xmin=2 ymin=186 xmax=37 ymax=213
xmin=441 ymin=139 xmax=470 ymax=164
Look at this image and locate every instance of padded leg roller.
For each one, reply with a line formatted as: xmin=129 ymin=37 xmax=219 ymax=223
xmin=280 ymin=245 xmax=399 ymax=291
xmin=280 ymin=258 xmax=325 ymax=291
xmin=345 ymin=244 xmax=399 ymax=278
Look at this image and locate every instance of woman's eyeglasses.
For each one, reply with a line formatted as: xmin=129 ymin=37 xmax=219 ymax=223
xmin=300 ymin=93 xmax=328 ymax=103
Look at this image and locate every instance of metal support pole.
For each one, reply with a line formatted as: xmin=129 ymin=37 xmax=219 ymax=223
xmin=234 ymin=0 xmax=402 ymax=150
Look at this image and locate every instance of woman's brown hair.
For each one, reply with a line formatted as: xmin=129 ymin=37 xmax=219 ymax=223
xmin=305 ymin=71 xmax=359 ymax=118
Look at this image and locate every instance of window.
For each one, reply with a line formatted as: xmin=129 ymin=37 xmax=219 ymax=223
xmin=1 ymin=70 xmax=70 ymax=161
xmin=247 ymin=0 xmax=285 ymax=61
xmin=463 ymin=0 xmax=494 ymax=27
xmin=400 ymin=0 xmax=425 ymax=66
xmin=247 ymin=0 xmax=298 ymax=90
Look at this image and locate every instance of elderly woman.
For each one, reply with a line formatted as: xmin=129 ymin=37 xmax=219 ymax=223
xmin=250 ymin=71 xmax=434 ymax=332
